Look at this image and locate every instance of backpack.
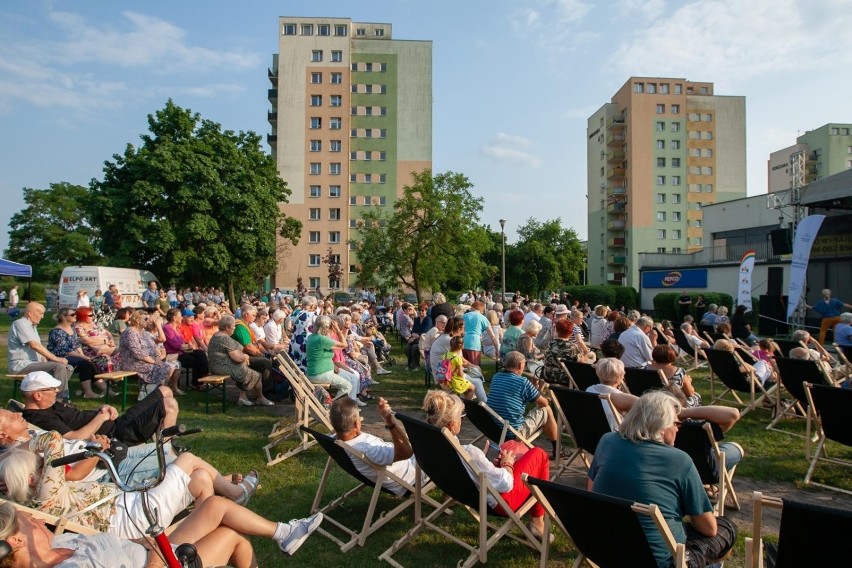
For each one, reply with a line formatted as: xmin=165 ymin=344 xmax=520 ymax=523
xmin=433 ymin=358 xmax=452 ymax=383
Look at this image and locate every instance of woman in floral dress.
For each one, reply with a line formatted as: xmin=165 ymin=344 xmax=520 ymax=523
xmin=288 ymin=295 xmax=318 ymax=372
xmin=74 ymin=307 xmax=119 ymax=374
xmin=46 ymin=308 xmax=106 ymax=398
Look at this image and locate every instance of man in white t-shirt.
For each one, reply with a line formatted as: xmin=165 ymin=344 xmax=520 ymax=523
xmin=618 ymin=316 xmax=657 ymax=368
xmin=330 ymin=396 xmax=422 ymax=496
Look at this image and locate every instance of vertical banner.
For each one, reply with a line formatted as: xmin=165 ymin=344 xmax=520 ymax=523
xmin=737 ymin=250 xmax=756 ymax=312
xmin=786 ymin=215 xmax=826 ymax=319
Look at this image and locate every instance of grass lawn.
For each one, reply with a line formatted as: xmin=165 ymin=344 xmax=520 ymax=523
xmin=2 ymin=312 xmax=851 ymax=566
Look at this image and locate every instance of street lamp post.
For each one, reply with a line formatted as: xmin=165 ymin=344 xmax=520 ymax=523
xmin=582 ymin=257 xmax=587 ymax=286
xmin=499 ymin=218 xmax=506 ymax=306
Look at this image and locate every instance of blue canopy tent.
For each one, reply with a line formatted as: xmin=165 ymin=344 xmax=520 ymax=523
xmin=0 ymin=259 xmax=33 ymax=307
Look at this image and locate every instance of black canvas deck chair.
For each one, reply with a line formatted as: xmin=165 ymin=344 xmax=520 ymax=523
xmin=623 ymin=367 xmax=668 ymax=397
xmin=522 ymin=476 xmax=686 ymax=568
xmin=549 ymin=386 xmax=619 ymax=478
xmin=767 ymin=356 xmax=834 ymax=435
xmin=745 ymin=491 xmax=852 ymax=568
xmin=701 ymin=330 xmax=731 ymax=346
xmin=263 ymin=352 xmax=334 ymax=466
xmin=378 ymin=413 xmax=548 ymax=568
xmin=833 ymin=342 xmax=852 ymax=378
xmin=803 ymin=383 xmax=852 ymax=494
xmin=697 ymin=323 xmax=716 ymax=337
xmin=299 ymin=425 xmax=442 ymax=552
xmin=769 ymin=339 xmax=804 ymax=358
xmin=673 ymin=420 xmax=742 ymax=516
xmin=706 ymin=348 xmax=774 ymax=417
xmin=672 ymin=328 xmax=706 ymax=370
xmin=461 ymin=398 xmax=539 ymax=450
xmin=560 ymin=360 xmax=599 ymax=391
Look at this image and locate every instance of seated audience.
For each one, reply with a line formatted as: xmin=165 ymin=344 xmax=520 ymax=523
xmin=46 ymin=308 xmax=105 ymax=399
xmin=618 ymin=316 xmax=657 ymax=368
xmin=118 ymin=310 xmax=181 ymax=398
xmin=163 ymin=308 xmax=209 ymax=389
xmin=730 ymin=305 xmax=759 ymax=345
xmin=712 ymin=339 xmax=775 ymax=387
xmin=7 ymin=303 xmax=72 ymax=401
xmin=645 ymin=345 xmax=702 ymax=407
xmin=542 ymin=319 xmax=583 ymax=385
xmin=834 ymin=312 xmax=852 ymax=347
xmin=208 ymin=315 xmax=273 ymax=407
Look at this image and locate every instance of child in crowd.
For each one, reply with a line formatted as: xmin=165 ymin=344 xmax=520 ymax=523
xmin=438 ymin=336 xmax=475 ymax=399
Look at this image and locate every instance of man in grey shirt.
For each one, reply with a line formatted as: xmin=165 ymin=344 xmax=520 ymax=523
xmin=7 ymin=302 xmax=72 ymax=400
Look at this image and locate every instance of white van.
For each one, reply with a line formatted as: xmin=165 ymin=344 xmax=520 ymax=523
xmin=58 ymin=266 xmax=159 ymax=308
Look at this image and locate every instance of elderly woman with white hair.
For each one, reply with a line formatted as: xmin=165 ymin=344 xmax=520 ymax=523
xmin=588 ymin=391 xmax=736 ymax=568
xmin=307 ymin=316 xmax=363 ymax=406
xmin=209 ymin=314 xmax=273 ymax=406
xmin=587 ymin=357 xmax=639 ymax=430
xmin=516 ymin=319 xmax=544 ymax=375
xmin=289 ymin=295 xmax=319 ymax=372
xmin=263 ymin=308 xmax=291 ymax=353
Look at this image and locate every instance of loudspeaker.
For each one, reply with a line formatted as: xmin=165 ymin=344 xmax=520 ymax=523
xmin=767 ymin=267 xmax=784 ymax=297
xmin=759 ymin=295 xmax=788 ymax=336
xmin=770 ymin=228 xmax=792 ymax=256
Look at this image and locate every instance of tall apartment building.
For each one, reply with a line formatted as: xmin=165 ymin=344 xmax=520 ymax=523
xmin=768 ymin=123 xmax=852 ymax=193
xmin=586 ymin=77 xmax=746 ymax=288
xmin=268 ymin=17 xmax=432 ymax=292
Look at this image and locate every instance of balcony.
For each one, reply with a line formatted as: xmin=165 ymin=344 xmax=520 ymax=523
xmin=606 ymin=167 xmax=625 ymax=180
xmin=608 ymin=237 xmax=626 ymax=247
xmin=606 ymin=150 xmax=625 ymax=163
xmin=607 ymin=219 xmax=626 ymax=230
xmin=607 ymin=272 xmax=626 ymax=284
xmin=638 ymin=241 xmax=781 ymax=269
xmin=607 ymin=117 xmax=626 ymax=130
xmin=267 ymin=133 xmax=277 ymax=144
xmin=606 ymin=201 xmax=626 ymax=214
xmin=606 ymin=132 xmax=625 ymax=146
xmin=267 ymin=88 xmax=278 ymax=102
xmin=268 ymin=67 xmax=277 ymax=86
xmin=267 ymin=111 xmax=277 ymax=124
xmin=607 ymin=186 xmax=626 ymax=197
xmin=608 ymin=255 xmax=626 ymax=265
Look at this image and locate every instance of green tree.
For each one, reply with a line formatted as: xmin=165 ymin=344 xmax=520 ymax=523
xmin=90 ymin=100 xmax=300 ymax=303
xmin=5 ymin=182 xmax=103 ymax=281
xmin=508 ymin=218 xmax=585 ymax=296
xmin=354 ymin=170 xmax=489 ymax=303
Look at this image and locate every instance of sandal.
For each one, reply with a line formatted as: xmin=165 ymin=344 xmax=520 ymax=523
xmin=235 ymin=470 xmax=260 ymax=506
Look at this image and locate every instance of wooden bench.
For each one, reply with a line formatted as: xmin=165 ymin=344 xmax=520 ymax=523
xmin=94 ymin=371 xmax=138 ymax=412
xmin=197 ymin=375 xmax=231 ymax=414
xmin=5 ymin=375 xmax=26 ymax=400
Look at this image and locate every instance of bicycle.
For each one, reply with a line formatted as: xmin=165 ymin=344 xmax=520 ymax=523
xmin=50 ymin=424 xmax=203 ymax=568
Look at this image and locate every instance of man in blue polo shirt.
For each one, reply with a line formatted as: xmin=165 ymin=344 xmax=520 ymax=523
xmin=807 ymin=288 xmax=852 ymax=344
xmin=486 ymin=351 xmax=558 ymax=458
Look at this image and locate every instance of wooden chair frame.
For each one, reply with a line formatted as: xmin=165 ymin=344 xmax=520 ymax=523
xmin=832 ymin=342 xmax=852 ymax=380
xmin=559 ymin=360 xmax=599 ymax=392
xmin=674 ymin=421 xmax=742 ymax=516
xmin=767 ymin=357 xmax=833 ymax=436
xmin=623 ymin=367 xmax=669 ymax=397
xmin=461 ymin=398 xmax=540 ymax=450
xmin=672 ymin=328 xmax=707 ymax=371
xmin=0 ymin=498 xmax=100 ymax=536
xmin=706 ymin=348 xmax=775 ymax=417
xmin=803 ymin=382 xmax=852 ymax=495
xmin=548 ymin=386 xmax=620 ymax=478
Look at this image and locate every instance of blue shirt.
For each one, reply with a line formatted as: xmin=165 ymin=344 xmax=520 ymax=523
xmin=142 ymin=288 xmax=159 ymax=308
xmin=834 ymin=323 xmax=852 ymax=346
xmin=700 ymin=312 xmax=717 ymax=325
xmin=813 ymin=298 xmax=845 ymax=318
xmin=486 ymin=371 xmax=539 ymax=430
xmin=462 ymin=311 xmax=490 ymax=351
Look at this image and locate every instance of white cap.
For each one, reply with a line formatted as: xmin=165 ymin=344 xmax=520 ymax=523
xmin=21 ymin=371 xmax=62 ymax=392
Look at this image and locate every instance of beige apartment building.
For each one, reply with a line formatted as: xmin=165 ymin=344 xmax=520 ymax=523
xmin=587 ymin=77 xmax=746 ymax=288
xmin=268 ymin=17 xmax=432 ymax=292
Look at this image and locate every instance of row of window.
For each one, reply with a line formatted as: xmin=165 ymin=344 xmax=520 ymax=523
xmin=656 ymin=247 xmax=684 ymax=254
xmin=656 ymin=139 xmax=681 ymax=150
xmin=351 ymin=62 xmax=388 ymax=72
xmin=633 ymin=82 xmax=710 ymax=95
xmin=688 ymin=184 xmax=714 ymax=192
xmin=309 ymin=95 xmax=343 ymax=107
xmin=350 ymin=150 xmax=387 ymax=161
xmin=689 ymin=148 xmax=713 ymax=157
xmin=688 ymin=113 xmax=714 ymax=122
xmin=310 ymin=72 xmax=343 ymax=84
xmin=308 ymin=119 xmax=388 ymax=139
xmin=655 ymin=104 xmax=681 ymax=115
xmin=656 ymin=175 xmax=682 ymax=186
xmin=309 ymin=185 xmax=341 ymax=198
xmin=309 ymin=117 xmax=342 ymax=129
xmin=284 ymin=23 xmax=348 ymax=36
xmin=350 ymin=195 xmax=386 ymax=206
xmin=656 ymin=121 xmax=681 ymax=132
xmin=308 ymin=254 xmax=341 ymax=267
xmin=310 ymin=140 xmax=342 ymax=152
xmin=656 ymin=229 xmax=683 ymax=240
xmin=309 ymin=162 xmax=342 ymax=175
xmin=351 ymin=106 xmax=387 ymax=116
xmin=311 ymin=50 xmax=344 ymax=62
xmin=308 ymin=231 xmax=341 ymax=244
xmin=308 ymin=208 xmax=342 ymax=221
xmin=656 ymin=157 xmax=682 ymax=168
xmin=687 ymin=166 xmax=714 ymax=175
xmin=688 ymin=131 xmax=714 ymax=140
xmin=350 ymin=173 xmax=387 ymax=183
xmin=655 ymin=193 xmax=682 ymax=204
xmin=830 ymin=127 xmax=852 ymax=136
xmin=351 ymin=84 xmax=387 ymax=94
xmin=655 ymin=212 xmax=682 ymax=222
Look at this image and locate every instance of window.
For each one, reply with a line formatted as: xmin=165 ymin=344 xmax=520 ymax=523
xmin=310 ymin=117 xmax=321 ymax=129
xmin=350 ymin=151 xmax=358 ymax=160
xmin=308 ymin=231 xmax=320 ymax=243
xmin=349 ymin=219 xmax=357 ymax=228
xmin=309 ymin=277 xmax=320 ymax=289
xmin=318 ymin=24 xmax=330 ymax=36
xmin=847 ymin=146 xmax=852 ymax=154
xmin=657 ymin=229 xmax=667 ymax=239
xmin=657 ymin=247 xmax=667 ymax=253
xmin=309 ymin=185 xmax=321 ymax=198
xmin=672 ymin=247 xmax=682 ymax=253
xmin=330 ymin=117 xmax=342 ymax=130
xmin=656 ymin=104 xmax=665 ymax=114
xmin=329 ymin=208 xmax=341 ymax=220
xmin=310 ymin=140 xmax=321 ymax=152
xmin=379 ymin=129 xmax=387 ymax=138
xmin=283 ymin=23 xmax=296 ymax=35
xmin=656 ymin=175 xmax=666 ymax=185
xmin=700 ymin=87 xmax=708 ymax=94
xmin=672 ymin=175 xmax=681 ymax=185
xmin=329 ymin=163 xmax=341 ymax=175
xmin=350 ymin=128 xmax=358 ymax=138
xmin=330 ymin=95 xmax=342 ymax=107
xmin=375 ymin=28 xmax=385 ymax=36
xmin=334 ymin=24 xmax=347 ymax=36
xmin=702 ymin=131 xmax=713 ymax=140
xmin=379 ymin=174 xmax=387 ymax=183
xmin=330 ymin=140 xmax=341 ymax=152
xmin=633 ymin=82 xmax=644 ymax=93
xmin=671 ymin=122 xmax=680 ymax=132
xmin=349 ymin=265 xmax=357 ymax=273
xmin=689 ymin=113 xmax=700 ymax=122
xmin=349 ymin=196 xmax=357 ymax=206
xmin=365 ymin=84 xmax=373 ymax=94
xmin=656 ymin=193 xmax=666 ymax=203
xmin=656 ymin=212 xmax=666 ymax=222
xmin=660 ymin=83 xmax=670 ymax=94
xmin=647 ymin=83 xmax=656 ymax=94
xmin=309 ymin=254 xmax=321 ymax=267
xmin=351 ymin=106 xmax=358 ymax=115
xmin=364 ymin=151 xmax=371 ymax=161
xmin=674 ymin=84 xmax=682 ymax=94
xmin=309 ymin=162 xmax=321 ymax=175
xmin=672 ymin=193 xmax=681 ymax=204
xmin=379 ymin=196 xmax=387 ymax=205
xmin=329 ymin=231 xmax=340 ymax=243
xmin=311 ymin=72 xmax=322 ymax=84
xmin=365 ymin=107 xmax=373 ymax=116
xmin=671 ymin=158 xmax=681 ymax=168
xmin=351 ymin=62 xmax=358 ymax=71
xmin=363 ymin=196 xmax=372 ymax=205
xmin=672 ymin=212 xmax=681 ymax=222
xmin=329 ymin=185 xmax=341 ymax=197
xmin=656 ymin=121 xmax=665 ymax=132
xmin=702 ymin=113 xmax=712 ymax=121
xmin=331 ymin=73 xmax=342 ymax=84
xmin=378 ymin=151 xmax=386 ymax=161
xmin=349 ymin=173 xmax=357 ymax=182
xmin=671 ymin=140 xmax=680 ymax=150
xmin=701 ymin=166 xmax=713 ymax=175
xmin=657 ymin=158 xmax=666 ymax=167
xmin=311 ymin=50 xmax=322 ymax=62
xmin=671 ymin=104 xmax=680 ymax=114
xmin=689 ymin=183 xmax=700 ymax=191
xmin=380 ymin=107 xmax=387 ymax=116
xmin=310 ymin=95 xmax=322 ymax=106
xmin=364 ymin=173 xmax=372 ymax=183
xmin=364 ymin=129 xmax=372 ymax=138
xmin=356 ymin=28 xmax=366 ymax=36
xmin=309 ymin=208 xmax=320 ymax=220
xmin=703 ymin=184 xmax=713 ymax=192
xmin=672 ymin=229 xmax=681 ymax=240
xmin=351 ymin=84 xmax=358 ymax=94
xmin=301 ymin=24 xmax=313 ymax=36
xmin=365 ymin=63 xmax=373 ymax=72
xmin=656 ymin=140 xmax=665 ymax=149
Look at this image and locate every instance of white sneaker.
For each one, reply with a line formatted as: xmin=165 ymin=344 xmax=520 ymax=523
xmin=376 ymin=368 xmax=392 ymax=376
xmin=278 ymin=512 xmax=324 ymax=556
xmin=355 ymin=399 xmax=367 ymax=407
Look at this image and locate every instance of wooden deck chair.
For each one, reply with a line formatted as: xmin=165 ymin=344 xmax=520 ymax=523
xmin=803 ymin=383 xmax=852 ymax=494
xmin=522 ymin=475 xmax=686 ymax=568
xmin=701 ymin=330 xmax=731 ymax=346
xmin=0 ymin=498 xmax=100 ymax=536
xmin=378 ymin=413 xmax=548 ymax=568
xmin=299 ymin=425 xmax=442 ymax=552
xmin=623 ymin=367 xmax=669 ymax=397
xmin=263 ymin=353 xmax=334 ymax=467
xmin=697 ymin=323 xmax=716 ymax=337
xmin=833 ymin=343 xmax=852 ymax=379
xmin=767 ymin=356 xmax=834 ymax=435
xmin=461 ymin=398 xmax=539 ymax=450
xmin=706 ymin=348 xmax=774 ymax=417
xmin=769 ymin=338 xmax=805 ymax=358
xmin=745 ymin=491 xmax=852 ymax=568
xmin=560 ymin=360 xmax=599 ymax=391
xmin=673 ymin=420 xmax=742 ymax=516
xmin=549 ymin=386 xmax=619 ymax=478
xmin=672 ymin=328 xmax=707 ymax=370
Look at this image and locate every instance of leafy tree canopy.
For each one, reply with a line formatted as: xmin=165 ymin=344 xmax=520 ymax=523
xmin=354 ymin=170 xmax=489 ymax=303
xmin=507 ymin=218 xmax=585 ymax=296
xmin=89 ymin=100 xmax=300 ymax=299
xmin=5 ymin=182 xmax=103 ymax=281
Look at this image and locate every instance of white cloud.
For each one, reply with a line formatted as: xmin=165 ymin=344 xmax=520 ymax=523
xmin=482 ymin=132 xmax=542 ymax=167
xmin=512 ymin=0 xmax=594 ymax=48
xmin=614 ymin=0 xmax=666 ymax=21
xmin=174 ymin=84 xmax=246 ymax=98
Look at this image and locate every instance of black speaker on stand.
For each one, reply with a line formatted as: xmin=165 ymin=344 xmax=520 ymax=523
xmin=759 ymin=295 xmax=788 ymax=336
xmin=767 ymin=267 xmax=784 ymax=297
xmin=770 ymin=228 xmax=792 ymax=256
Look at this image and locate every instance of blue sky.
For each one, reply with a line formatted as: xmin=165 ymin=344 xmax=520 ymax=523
xmin=2 ymin=0 xmax=850 ymax=257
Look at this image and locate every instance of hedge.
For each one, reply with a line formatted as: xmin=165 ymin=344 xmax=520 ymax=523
xmin=652 ymin=292 xmax=741 ymax=324
xmin=562 ymin=285 xmax=639 ymax=310
xmin=0 ymin=279 xmax=47 ymax=303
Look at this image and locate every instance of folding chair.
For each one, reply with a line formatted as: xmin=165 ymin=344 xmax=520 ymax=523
xmin=745 ymin=491 xmax=852 ymax=568
xmin=299 ymin=425 xmax=442 ymax=552
xmin=697 ymin=323 xmax=716 ymax=337
xmin=803 ymin=383 xmax=852 ymax=494
xmin=378 ymin=413 xmax=548 ymax=568
xmin=560 ymin=360 xmax=599 ymax=391
xmin=706 ymin=348 xmax=774 ymax=417
xmin=672 ymin=328 xmax=707 ymax=370
xmin=673 ymin=420 xmax=742 ymax=516
xmin=0 ymin=498 xmax=100 ymax=536
xmin=767 ymin=357 xmax=834 ymax=435
xmin=461 ymin=398 xmax=539 ymax=450
xmin=623 ymin=367 xmax=668 ymax=397
xmin=770 ymin=339 xmax=804 ymax=358
xmin=701 ymin=330 xmax=730 ymax=346
xmin=549 ymin=386 xmax=619 ymax=478
xmin=522 ymin=475 xmax=686 ymax=568
xmin=834 ymin=342 xmax=852 ymax=377
xmin=263 ymin=352 xmax=334 ymax=467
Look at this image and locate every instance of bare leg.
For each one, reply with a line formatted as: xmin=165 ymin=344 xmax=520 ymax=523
xmin=190 ymin=526 xmax=257 ymax=568
xmin=168 ymin=496 xmax=278 ymax=542
xmin=174 ymin=453 xmax=243 ymax=501
xmin=187 ymin=468 xmax=215 ymax=502
xmin=542 ymin=406 xmax=558 ymax=441
xmin=158 ymin=387 xmax=179 ymax=431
